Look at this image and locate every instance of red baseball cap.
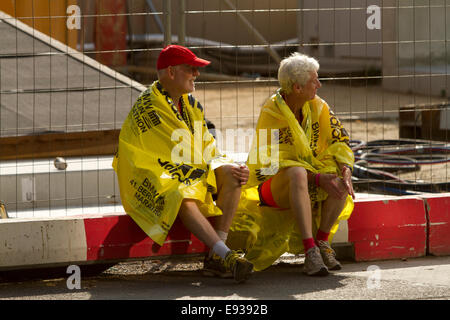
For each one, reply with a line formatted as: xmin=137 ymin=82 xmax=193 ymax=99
xmin=157 ymin=45 xmax=211 ymax=70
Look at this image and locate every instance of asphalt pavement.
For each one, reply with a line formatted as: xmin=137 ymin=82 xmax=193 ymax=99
xmin=0 ymin=255 xmax=449 ymax=301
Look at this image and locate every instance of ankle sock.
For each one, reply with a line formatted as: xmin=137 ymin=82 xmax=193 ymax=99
xmin=316 ymin=229 xmax=330 ymax=243
xmin=302 ymin=237 xmax=316 ymax=252
xmin=212 ymin=240 xmax=230 ymax=260
xmin=216 ymin=230 xmax=228 ymax=243
xmin=209 ymin=230 xmax=229 ymax=258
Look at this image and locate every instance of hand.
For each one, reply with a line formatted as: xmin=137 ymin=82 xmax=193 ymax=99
xmin=319 ymin=173 xmax=348 ymax=200
xmin=341 ymin=166 xmax=355 ymax=200
xmin=231 ymin=164 xmax=250 ymax=186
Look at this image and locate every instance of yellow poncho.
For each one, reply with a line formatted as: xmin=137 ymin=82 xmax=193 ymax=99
xmin=113 ymin=81 xmax=229 ymax=246
xmin=229 ymin=90 xmax=355 ymax=271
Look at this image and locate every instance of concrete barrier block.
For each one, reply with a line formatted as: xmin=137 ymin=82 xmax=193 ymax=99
xmin=83 ymin=214 xmax=207 ymax=262
xmin=422 ymin=194 xmax=450 ymax=256
xmin=348 ymin=197 xmax=427 ymax=261
xmin=0 ymin=217 xmax=87 ymax=270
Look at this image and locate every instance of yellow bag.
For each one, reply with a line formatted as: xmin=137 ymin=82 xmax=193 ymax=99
xmin=113 ymin=81 xmax=230 ymax=246
xmin=229 ymin=90 xmax=355 ymax=271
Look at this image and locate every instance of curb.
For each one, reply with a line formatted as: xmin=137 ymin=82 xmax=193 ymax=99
xmin=0 ymin=194 xmax=449 ymax=271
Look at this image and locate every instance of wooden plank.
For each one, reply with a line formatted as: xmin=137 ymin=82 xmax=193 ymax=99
xmin=0 ymin=129 xmax=120 ymax=160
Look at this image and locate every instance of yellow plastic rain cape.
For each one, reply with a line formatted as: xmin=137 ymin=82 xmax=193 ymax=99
xmin=112 ymin=81 xmax=230 ymax=246
xmin=228 ymin=90 xmax=355 ymax=271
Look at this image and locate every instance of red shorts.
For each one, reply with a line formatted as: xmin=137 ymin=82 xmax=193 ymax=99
xmin=258 ymin=177 xmax=281 ymax=208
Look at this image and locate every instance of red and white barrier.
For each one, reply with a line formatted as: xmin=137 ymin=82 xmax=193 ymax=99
xmin=0 ymin=194 xmax=449 ymax=271
xmin=0 ymin=214 xmax=206 ymax=271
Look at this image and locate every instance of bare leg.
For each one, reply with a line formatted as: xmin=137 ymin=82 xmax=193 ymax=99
xmin=213 ymin=164 xmax=242 ymax=233
xmin=178 ymin=199 xmax=220 ymax=249
xmin=270 ymin=167 xmax=328 ymax=275
xmin=315 ymin=195 xmax=347 ymax=271
xmin=319 ymin=195 xmax=347 ymax=233
xmin=270 ymin=167 xmax=313 ymax=239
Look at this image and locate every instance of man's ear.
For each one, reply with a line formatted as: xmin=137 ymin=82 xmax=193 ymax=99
xmin=166 ymin=65 xmax=176 ymax=79
xmin=292 ymin=82 xmax=302 ymax=92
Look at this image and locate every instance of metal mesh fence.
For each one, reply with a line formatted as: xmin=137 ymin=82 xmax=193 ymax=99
xmin=0 ymin=0 xmax=448 ymax=219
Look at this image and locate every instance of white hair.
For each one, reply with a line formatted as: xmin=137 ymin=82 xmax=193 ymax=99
xmin=278 ymin=52 xmax=320 ymax=94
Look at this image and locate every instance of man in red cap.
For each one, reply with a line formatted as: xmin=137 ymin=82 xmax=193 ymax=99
xmin=113 ymin=45 xmax=253 ymax=283
xmin=156 ymin=45 xmax=212 ymax=106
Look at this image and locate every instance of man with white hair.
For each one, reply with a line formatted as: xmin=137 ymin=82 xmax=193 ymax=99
xmin=230 ymin=52 xmax=355 ymax=276
xmin=113 ymin=45 xmax=253 ymax=283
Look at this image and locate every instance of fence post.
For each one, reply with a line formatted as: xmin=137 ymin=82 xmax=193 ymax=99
xmin=178 ymin=0 xmax=186 ymax=46
xmin=297 ymin=0 xmax=303 ymax=52
xmin=163 ymin=0 xmax=172 ymax=46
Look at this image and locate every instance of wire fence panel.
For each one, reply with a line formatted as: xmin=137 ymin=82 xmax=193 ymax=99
xmin=0 ymin=0 xmax=448 ymax=219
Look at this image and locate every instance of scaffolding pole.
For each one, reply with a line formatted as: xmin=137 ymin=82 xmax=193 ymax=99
xmin=222 ymin=0 xmax=281 ymax=64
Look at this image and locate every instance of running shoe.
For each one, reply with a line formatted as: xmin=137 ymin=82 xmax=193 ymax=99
xmin=303 ymin=246 xmax=329 ymax=276
xmin=202 ymin=253 xmax=232 ymax=278
xmin=223 ymin=250 xmax=254 ymax=283
xmin=317 ymin=240 xmax=342 ymax=271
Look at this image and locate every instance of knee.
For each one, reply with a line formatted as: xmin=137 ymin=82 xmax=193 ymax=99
xmin=215 ymin=164 xmax=240 ymax=187
xmin=285 ymin=166 xmax=308 ymax=186
xmin=179 ymin=199 xmax=197 ymax=215
xmin=327 ymin=193 xmax=348 ymax=205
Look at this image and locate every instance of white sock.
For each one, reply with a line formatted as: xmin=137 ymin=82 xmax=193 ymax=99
xmin=212 ymin=240 xmax=231 ymax=260
xmin=208 ymin=230 xmax=229 ymax=258
xmin=216 ymin=230 xmax=228 ymax=243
